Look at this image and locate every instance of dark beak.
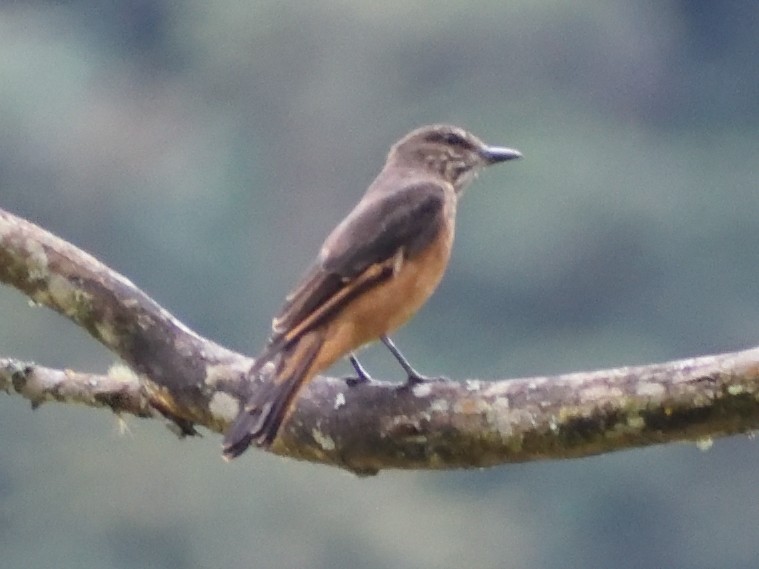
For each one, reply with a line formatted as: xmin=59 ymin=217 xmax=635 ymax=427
xmin=481 ymin=145 xmax=522 ymax=164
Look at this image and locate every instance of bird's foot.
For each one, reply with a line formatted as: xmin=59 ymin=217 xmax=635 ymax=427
xmin=405 ymin=371 xmax=431 ymax=386
xmin=345 ymin=375 xmax=371 ymax=387
xmin=399 ymin=373 xmax=448 ymax=388
xmin=345 ymin=354 xmax=372 ymax=387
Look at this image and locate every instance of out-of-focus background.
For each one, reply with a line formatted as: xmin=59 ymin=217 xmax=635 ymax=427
xmin=2 ymin=2 xmax=759 ymax=568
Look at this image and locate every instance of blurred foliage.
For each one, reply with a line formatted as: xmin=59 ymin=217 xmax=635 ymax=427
xmin=2 ymin=2 xmax=759 ymax=568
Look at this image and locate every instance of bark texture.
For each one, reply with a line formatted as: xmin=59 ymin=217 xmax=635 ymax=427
xmin=2 ymin=206 xmax=759 ymax=475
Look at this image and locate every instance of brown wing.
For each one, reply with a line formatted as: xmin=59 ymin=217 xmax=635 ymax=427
xmin=269 ymin=181 xmax=448 ymax=345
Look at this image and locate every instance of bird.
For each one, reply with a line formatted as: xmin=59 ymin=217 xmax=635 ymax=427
xmin=222 ymin=124 xmax=521 ymax=459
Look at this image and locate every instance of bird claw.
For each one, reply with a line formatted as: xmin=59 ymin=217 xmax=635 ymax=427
xmin=399 ymin=374 xmax=447 ymax=389
xmin=344 ymin=374 xmax=372 ymax=387
xmin=405 ymin=372 xmax=430 ymax=385
xmin=345 ymin=354 xmax=373 ymax=386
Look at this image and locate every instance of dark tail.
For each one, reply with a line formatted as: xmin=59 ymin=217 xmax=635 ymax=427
xmin=222 ymin=330 xmax=324 ymax=460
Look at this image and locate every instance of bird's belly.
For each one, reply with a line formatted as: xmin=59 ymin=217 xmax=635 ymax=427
xmin=312 ymin=224 xmax=454 ymax=374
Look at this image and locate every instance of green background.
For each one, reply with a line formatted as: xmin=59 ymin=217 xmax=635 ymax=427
xmin=2 ymin=2 xmax=759 ymax=568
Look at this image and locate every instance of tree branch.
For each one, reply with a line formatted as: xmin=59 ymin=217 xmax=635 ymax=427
xmin=0 ymin=358 xmax=150 ymax=418
xmin=2 ymin=206 xmax=759 ymax=475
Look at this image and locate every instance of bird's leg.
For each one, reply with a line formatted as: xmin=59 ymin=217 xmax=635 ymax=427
xmin=381 ymin=335 xmax=430 ymax=385
xmin=345 ymin=353 xmax=372 ymax=386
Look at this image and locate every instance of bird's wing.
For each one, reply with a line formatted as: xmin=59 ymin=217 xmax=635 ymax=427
xmin=269 ymin=181 xmax=449 ymax=346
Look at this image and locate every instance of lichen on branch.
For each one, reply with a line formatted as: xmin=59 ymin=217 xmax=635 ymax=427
xmin=2 ymin=206 xmax=759 ymax=475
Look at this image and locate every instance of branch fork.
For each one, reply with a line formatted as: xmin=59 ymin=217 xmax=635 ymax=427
xmin=2 ymin=207 xmax=759 ymax=474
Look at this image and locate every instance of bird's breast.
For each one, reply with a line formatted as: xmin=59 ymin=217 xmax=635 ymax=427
xmin=310 ymin=214 xmax=455 ymax=377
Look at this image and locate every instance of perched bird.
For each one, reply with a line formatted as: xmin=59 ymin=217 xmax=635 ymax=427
xmin=222 ymin=124 xmax=521 ymax=459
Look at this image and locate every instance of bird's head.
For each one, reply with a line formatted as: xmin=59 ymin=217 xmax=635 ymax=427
xmin=387 ymin=124 xmax=521 ymax=193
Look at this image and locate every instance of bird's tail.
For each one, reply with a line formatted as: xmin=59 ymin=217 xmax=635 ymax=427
xmin=222 ymin=330 xmax=324 ymax=460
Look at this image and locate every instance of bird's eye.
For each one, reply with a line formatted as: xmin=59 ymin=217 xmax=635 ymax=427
xmin=442 ymin=132 xmax=465 ymax=146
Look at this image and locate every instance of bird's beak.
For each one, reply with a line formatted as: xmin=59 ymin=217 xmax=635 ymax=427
xmin=481 ymin=146 xmax=522 ymax=164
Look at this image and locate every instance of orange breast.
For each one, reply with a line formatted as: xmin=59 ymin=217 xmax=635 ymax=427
xmin=310 ymin=215 xmax=455 ymax=376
